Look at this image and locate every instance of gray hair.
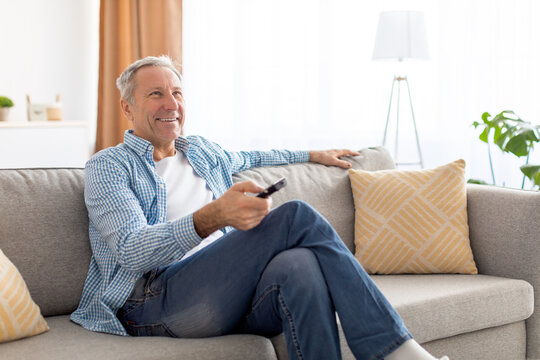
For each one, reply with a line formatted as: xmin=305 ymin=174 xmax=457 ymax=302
xmin=116 ymin=55 xmax=182 ymax=104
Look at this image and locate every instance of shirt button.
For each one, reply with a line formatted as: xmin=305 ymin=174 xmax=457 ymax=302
xmin=159 ymin=184 xmax=164 ymax=189
xmin=160 ymin=217 xmax=164 ymax=221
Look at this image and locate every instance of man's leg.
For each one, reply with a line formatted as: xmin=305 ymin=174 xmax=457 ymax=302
xmin=235 ymin=248 xmax=342 ymax=360
xmin=278 ymin=201 xmax=412 ymax=359
xmin=120 ymin=200 xmax=411 ymax=359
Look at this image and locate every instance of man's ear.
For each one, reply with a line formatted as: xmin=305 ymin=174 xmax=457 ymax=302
xmin=120 ymin=98 xmax=134 ymax=122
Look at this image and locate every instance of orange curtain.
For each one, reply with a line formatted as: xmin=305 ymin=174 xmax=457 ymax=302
xmin=95 ymin=0 xmax=182 ymax=152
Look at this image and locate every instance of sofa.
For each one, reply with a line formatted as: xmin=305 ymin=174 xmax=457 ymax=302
xmin=0 ymin=146 xmax=537 ymax=360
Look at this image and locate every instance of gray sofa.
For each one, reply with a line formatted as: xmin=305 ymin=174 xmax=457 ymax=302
xmin=0 ymin=146 xmax=537 ymax=360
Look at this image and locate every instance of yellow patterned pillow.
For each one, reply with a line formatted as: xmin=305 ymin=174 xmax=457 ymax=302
xmin=0 ymin=249 xmax=49 ymax=343
xmin=348 ymin=159 xmax=478 ymax=274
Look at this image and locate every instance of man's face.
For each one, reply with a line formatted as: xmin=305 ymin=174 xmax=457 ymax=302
xmin=121 ymin=66 xmax=184 ymax=148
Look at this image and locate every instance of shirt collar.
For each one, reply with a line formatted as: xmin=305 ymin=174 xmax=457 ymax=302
xmin=124 ymin=130 xmax=190 ymax=159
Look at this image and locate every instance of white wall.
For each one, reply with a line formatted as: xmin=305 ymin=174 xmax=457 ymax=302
xmin=183 ymin=0 xmax=540 ymax=190
xmin=0 ymin=0 xmax=100 ymax=156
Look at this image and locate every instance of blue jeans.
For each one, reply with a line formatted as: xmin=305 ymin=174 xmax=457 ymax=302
xmin=118 ymin=201 xmax=411 ymax=360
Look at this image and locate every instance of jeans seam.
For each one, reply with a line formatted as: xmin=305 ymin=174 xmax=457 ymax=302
xmin=277 ymin=290 xmax=303 ymax=360
xmin=250 ymin=285 xmax=279 ymax=312
xmin=125 ymin=322 xmax=176 ymax=337
xmin=122 ymin=300 xmax=144 ymax=317
xmin=249 ymin=283 xmax=304 ymax=360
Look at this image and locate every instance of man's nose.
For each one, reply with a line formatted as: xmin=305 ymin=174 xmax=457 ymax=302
xmin=163 ymin=92 xmax=180 ymax=111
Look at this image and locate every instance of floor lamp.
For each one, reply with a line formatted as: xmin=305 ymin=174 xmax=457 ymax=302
xmin=373 ymin=11 xmax=429 ymax=168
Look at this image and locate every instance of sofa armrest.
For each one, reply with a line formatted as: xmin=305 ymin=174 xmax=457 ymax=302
xmin=466 ymin=184 xmax=539 ymax=360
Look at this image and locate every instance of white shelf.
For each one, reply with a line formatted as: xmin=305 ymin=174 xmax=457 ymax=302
xmin=0 ymin=121 xmax=90 ymax=168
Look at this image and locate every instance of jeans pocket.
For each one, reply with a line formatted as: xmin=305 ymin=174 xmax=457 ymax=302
xmin=144 ymin=267 xmax=166 ymax=297
xmin=122 ymin=299 xmax=144 ymax=317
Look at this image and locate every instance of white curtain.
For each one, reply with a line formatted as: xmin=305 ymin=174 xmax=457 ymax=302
xmin=182 ymin=0 xmax=540 ymax=189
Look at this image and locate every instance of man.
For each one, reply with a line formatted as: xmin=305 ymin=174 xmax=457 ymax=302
xmin=71 ymin=56 xmax=448 ymax=360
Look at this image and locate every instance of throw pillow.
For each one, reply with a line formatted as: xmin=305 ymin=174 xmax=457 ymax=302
xmin=0 ymin=249 xmax=49 ymax=343
xmin=348 ymin=159 xmax=478 ymax=274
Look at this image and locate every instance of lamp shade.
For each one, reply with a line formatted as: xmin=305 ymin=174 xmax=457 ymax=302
xmin=372 ymin=11 xmax=429 ymax=61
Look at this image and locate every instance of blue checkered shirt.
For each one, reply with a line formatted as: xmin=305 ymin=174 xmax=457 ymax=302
xmin=70 ymin=130 xmax=309 ymax=335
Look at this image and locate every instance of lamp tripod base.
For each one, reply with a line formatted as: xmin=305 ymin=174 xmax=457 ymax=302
xmin=382 ymin=75 xmax=424 ymax=168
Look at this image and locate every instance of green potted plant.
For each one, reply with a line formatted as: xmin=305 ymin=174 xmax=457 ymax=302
xmin=471 ymin=110 xmax=539 ymax=190
xmin=0 ymin=96 xmax=14 ymax=122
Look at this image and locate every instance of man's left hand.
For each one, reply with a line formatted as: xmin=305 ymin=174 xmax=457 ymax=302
xmin=309 ymin=149 xmax=361 ymax=169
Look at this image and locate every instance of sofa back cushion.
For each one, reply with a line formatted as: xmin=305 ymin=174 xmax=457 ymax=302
xmin=233 ymin=146 xmax=395 ymax=252
xmin=0 ymin=169 xmax=91 ymax=317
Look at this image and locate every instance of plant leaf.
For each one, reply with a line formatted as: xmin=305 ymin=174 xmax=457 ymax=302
xmin=467 ymin=178 xmax=491 ymax=185
xmin=493 ymin=126 xmax=502 ymax=144
xmin=505 ymin=134 xmax=529 ymax=157
xmin=520 ymin=165 xmax=540 ymax=188
xmin=479 ymin=127 xmax=490 ymax=143
xmin=495 ymin=130 xmax=510 ymax=150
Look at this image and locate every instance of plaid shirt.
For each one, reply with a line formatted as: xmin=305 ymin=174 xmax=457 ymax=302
xmin=70 ymin=130 xmax=309 ymax=335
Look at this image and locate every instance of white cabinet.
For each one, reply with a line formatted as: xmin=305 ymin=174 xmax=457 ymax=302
xmin=0 ymin=121 xmax=89 ymax=169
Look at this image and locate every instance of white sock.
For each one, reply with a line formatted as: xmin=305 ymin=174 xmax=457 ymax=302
xmin=385 ymin=339 xmax=437 ymax=360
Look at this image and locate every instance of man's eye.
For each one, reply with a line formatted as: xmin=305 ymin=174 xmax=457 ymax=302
xmin=151 ymin=91 xmax=161 ymax=96
xmin=173 ymin=91 xmax=183 ymax=96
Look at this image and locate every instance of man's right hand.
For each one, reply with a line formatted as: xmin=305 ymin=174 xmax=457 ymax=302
xmin=193 ymin=181 xmax=272 ymax=238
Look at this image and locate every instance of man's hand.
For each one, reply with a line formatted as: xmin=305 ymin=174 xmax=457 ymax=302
xmin=309 ymin=149 xmax=361 ymax=169
xmin=193 ymin=181 xmax=272 ymax=238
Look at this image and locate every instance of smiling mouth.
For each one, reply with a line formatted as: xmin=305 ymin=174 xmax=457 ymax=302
xmin=157 ymin=117 xmax=179 ymax=122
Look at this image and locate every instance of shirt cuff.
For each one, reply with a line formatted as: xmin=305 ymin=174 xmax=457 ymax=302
xmin=171 ymin=213 xmax=204 ymax=252
xmin=295 ymin=150 xmax=310 ymax=163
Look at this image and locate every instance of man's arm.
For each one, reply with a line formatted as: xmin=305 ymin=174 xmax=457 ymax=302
xmin=226 ymin=148 xmax=360 ymax=173
xmin=192 ymin=135 xmax=360 ymax=173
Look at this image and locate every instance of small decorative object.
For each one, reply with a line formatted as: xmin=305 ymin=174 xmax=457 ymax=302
xmin=27 ymin=95 xmax=47 ymax=122
xmin=27 ymin=94 xmax=63 ymax=122
xmin=46 ymin=94 xmax=63 ymax=121
xmin=0 ymin=95 xmax=14 ymax=122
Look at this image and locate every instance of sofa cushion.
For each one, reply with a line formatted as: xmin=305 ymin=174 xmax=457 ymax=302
xmin=349 ymin=160 xmax=477 ymax=274
xmin=422 ymin=322 xmax=526 ymax=360
xmin=0 ymin=315 xmax=277 ymax=360
xmin=372 ymin=274 xmax=534 ymax=344
xmin=0 ymin=169 xmax=91 ymax=317
xmin=0 ymin=249 xmax=49 ymax=343
xmin=233 ymin=146 xmax=395 ymax=252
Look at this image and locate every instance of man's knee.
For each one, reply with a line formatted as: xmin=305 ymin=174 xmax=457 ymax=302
xmin=282 ymin=199 xmax=312 ymax=211
xmin=265 ymin=248 xmax=326 ymax=293
xmin=275 ymin=200 xmax=319 ymax=220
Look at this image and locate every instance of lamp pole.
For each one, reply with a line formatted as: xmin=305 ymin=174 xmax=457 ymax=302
xmin=382 ymin=75 xmax=424 ymax=168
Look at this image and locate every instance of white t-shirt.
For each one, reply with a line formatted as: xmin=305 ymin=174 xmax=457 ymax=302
xmin=155 ymin=151 xmax=223 ymax=260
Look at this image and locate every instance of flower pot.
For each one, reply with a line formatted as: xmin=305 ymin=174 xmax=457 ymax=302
xmin=0 ymin=107 xmax=11 ymax=122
